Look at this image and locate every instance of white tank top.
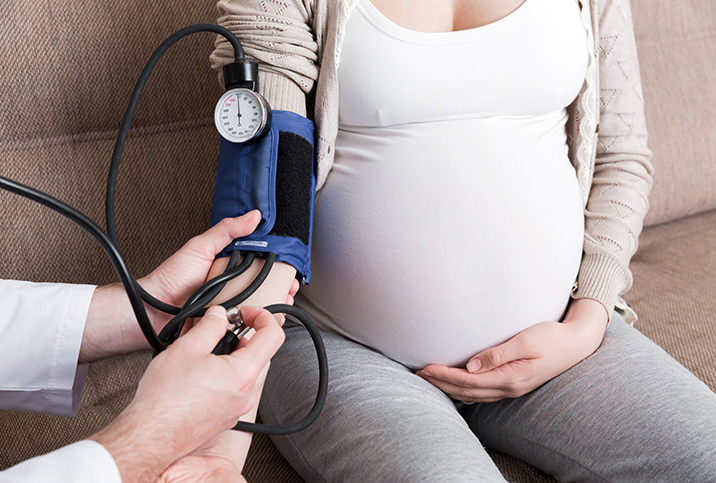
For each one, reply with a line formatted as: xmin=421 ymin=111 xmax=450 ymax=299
xmin=297 ymin=0 xmax=589 ymax=369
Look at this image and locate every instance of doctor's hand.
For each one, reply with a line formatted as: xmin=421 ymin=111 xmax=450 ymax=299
xmin=139 ymin=211 xmax=263 ymax=321
xmin=80 ymin=211 xmax=263 ymax=362
xmin=155 ymin=422 xmax=253 ymax=483
xmin=418 ymin=299 xmax=608 ymax=402
xmin=90 ymin=305 xmax=284 ymax=483
xmin=155 ymin=308 xmax=276 ymax=483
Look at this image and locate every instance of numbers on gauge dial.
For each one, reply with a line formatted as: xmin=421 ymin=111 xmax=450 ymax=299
xmin=217 ymin=90 xmax=262 ymax=142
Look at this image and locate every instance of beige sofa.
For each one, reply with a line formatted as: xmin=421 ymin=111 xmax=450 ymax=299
xmin=1 ymin=0 xmax=714 ymax=481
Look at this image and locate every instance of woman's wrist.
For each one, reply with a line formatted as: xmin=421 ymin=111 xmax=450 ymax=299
xmin=564 ymin=297 xmax=609 ymax=326
xmin=561 ymin=298 xmax=609 ymax=358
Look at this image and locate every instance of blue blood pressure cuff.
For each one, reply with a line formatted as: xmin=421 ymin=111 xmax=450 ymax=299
xmin=210 ymin=110 xmax=316 ymax=283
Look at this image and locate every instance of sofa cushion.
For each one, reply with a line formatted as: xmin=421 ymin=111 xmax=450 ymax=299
xmin=631 ymin=0 xmax=716 ymax=227
xmin=0 ymin=123 xmax=219 ymax=285
xmin=0 ymin=0 xmax=222 ymax=144
xmin=623 ymin=209 xmax=716 ymax=392
xmin=0 ymin=351 xmax=151 ymax=469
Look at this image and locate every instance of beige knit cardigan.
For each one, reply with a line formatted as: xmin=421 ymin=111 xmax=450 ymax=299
xmin=211 ymin=0 xmax=654 ymax=321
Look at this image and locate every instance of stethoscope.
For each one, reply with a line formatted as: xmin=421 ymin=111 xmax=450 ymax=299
xmin=0 ymin=23 xmax=327 ymax=436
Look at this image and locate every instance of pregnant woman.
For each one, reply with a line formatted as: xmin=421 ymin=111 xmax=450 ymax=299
xmin=161 ymin=0 xmax=716 ymax=481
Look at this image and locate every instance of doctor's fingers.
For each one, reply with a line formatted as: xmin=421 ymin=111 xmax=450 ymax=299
xmin=229 ymin=306 xmax=285 ymax=367
xmin=182 ymin=211 xmax=262 ymax=260
xmin=168 ymin=305 xmax=233 ymax=356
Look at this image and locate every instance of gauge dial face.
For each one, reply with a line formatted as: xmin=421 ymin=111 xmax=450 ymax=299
xmin=214 ymin=88 xmax=269 ymax=143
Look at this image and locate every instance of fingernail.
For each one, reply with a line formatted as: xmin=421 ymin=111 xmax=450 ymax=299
xmin=467 ymin=359 xmax=482 ymax=373
xmin=239 ymin=305 xmax=260 ymax=321
xmin=420 ymin=370 xmax=434 ymax=378
xmin=206 ymin=305 xmax=226 ymax=316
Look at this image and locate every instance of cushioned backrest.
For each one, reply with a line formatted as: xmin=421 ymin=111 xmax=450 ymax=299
xmin=0 ymin=1 xmax=224 ymax=285
xmin=0 ymin=2 xmax=223 ymax=142
xmin=631 ymin=0 xmax=716 ymax=227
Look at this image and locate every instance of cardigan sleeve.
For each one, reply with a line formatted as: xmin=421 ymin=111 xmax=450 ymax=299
xmin=573 ymin=0 xmax=654 ymax=316
xmin=210 ymin=0 xmax=320 ymax=116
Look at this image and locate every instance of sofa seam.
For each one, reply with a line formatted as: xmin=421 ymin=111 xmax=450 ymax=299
xmin=0 ymin=118 xmax=215 ymax=154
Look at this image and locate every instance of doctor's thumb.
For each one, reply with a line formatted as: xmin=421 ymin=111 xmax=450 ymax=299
xmin=178 ymin=305 xmax=230 ymax=353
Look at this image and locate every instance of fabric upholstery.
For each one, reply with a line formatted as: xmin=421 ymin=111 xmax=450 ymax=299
xmin=0 ymin=352 xmax=151 ymax=469
xmin=624 ymin=210 xmax=716 ymax=392
xmin=0 ymin=0 xmax=223 ymax=285
xmin=631 ymin=0 xmax=716 ymax=227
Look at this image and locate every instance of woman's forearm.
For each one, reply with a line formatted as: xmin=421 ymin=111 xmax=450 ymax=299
xmin=562 ymin=297 xmax=609 ymax=359
xmin=205 ymin=256 xmax=297 ymax=322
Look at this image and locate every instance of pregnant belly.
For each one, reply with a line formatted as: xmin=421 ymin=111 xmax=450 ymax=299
xmin=298 ymin=121 xmax=585 ymax=370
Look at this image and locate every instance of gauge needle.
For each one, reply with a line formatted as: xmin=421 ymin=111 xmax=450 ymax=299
xmin=236 ymin=98 xmax=242 ymax=126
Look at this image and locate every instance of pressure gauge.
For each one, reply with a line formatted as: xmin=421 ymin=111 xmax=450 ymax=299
xmin=214 ymin=88 xmax=271 ymax=143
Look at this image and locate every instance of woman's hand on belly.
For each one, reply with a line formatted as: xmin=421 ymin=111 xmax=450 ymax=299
xmin=417 ymin=299 xmax=609 ymax=402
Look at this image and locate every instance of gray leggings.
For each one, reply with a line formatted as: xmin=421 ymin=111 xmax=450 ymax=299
xmin=260 ymin=313 xmax=716 ymax=482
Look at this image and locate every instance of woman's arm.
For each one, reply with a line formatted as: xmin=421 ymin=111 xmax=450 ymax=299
xmin=203 ymin=0 xmax=323 ymax=321
xmin=211 ymin=0 xmax=319 ymax=115
xmin=572 ymin=0 xmax=654 ymax=316
xmin=203 ymin=256 xmax=298 ymax=319
xmin=156 ymin=4 xmax=323 ymax=480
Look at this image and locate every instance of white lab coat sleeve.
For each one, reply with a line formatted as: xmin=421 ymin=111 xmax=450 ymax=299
xmin=0 ymin=279 xmax=96 ymax=416
xmin=0 ymin=440 xmax=122 ymax=483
